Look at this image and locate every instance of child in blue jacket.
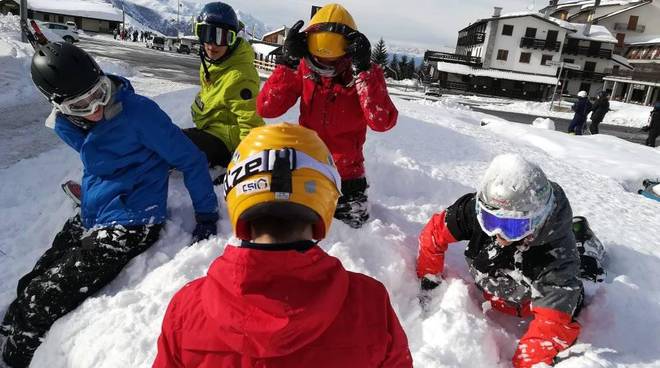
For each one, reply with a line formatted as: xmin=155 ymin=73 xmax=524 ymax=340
xmin=0 ymin=42 xmax=218 ymax=368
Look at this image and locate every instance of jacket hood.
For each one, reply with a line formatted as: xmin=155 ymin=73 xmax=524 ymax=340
xmin=201 ymin=244 xmax=349 ymax=358
xmin=529 ymin=181 xmax=573 ymax=246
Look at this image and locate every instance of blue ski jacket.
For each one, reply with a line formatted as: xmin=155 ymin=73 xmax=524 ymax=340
xmin=571 ymin=97 xmax=592 ymax=125
xmin=55 ymin=75 xmax=218 ymax=229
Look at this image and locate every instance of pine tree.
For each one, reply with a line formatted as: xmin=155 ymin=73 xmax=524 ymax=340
xmin=407 ymin=59 xmax=417 ymax=79
xmin=388 ymin=54 xmax=400 ymax=80
xmin=371 ymin=38 xmax=388 ymax=66
xmin=398 ymin=54 xmax=409 ymax=78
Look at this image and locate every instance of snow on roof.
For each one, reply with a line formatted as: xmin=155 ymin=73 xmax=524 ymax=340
xmin=435 ymin=61 xmax=558 ymax=85
xmin=567 ymin=24 xmax=618 ymax=43
xmin=19 ymin=0 xmax=122 ymax=22
xmin=261 ymin=26 xmax=286 ymax=39
xmin=251 ymin=42 xmax=279 ymax=56
xmin=628 ymin=36 xmax=660 ymax=46
xmin=556 ymin=0 xmax=641 ymax=10
xmin=595 ymin=0 xmax=651 ymax=20
xmin=612 ymin=53 xmax=634 ymax=69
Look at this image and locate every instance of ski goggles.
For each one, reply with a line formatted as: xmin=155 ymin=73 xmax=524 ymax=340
xmin=305 ymin=22 xmax=355 ymax=36
xmin=194 ymin=23 xmax=237 ymax=46
xmin=223 ymin=148 xmax=342 ymax=198
xmin=54 ymin=76 xmax=112 ymax=117
xmin=476 ymin=194 xmax=553 ymax=242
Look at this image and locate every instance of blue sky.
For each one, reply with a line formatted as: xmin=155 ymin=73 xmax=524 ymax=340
xmin=227 ymin=0 xmax=536 ymax=49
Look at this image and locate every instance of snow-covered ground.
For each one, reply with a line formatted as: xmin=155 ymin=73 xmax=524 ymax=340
xmin=477 ymin=96 xmax=654 ymax=128
xmin=3 ymin=14 xmax=660 ymax=368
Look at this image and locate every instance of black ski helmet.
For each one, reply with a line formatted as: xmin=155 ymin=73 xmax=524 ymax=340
xmin=196 ymin=2 xmax=239 ymax=32
xmin=31 ymin=42 xmax=103 ymax=104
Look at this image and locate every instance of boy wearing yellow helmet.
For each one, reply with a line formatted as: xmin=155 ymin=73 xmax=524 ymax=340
xmin=154 ymin=123 xmax=412 ymax=368
xmin=257 ymin=3 xmax=398 ymax=229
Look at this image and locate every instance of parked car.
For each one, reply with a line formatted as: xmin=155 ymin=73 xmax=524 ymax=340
xmin=175 ymin=43 xmax=191 ymax=54
xmin=425 ymin=83 xmax=442 ymax=97
xmin=65 ymin=21 xmax=77 ymax=31
xmin=146 ymin=36 xmax=165 ymax=51
xmin=42 ymin=22 xmax=79 ymax=43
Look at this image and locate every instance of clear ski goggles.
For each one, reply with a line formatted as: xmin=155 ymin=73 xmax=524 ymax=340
xmin=222 ymin=148 xmax=342 ymax=198
xmin=476 ymin=194 xmax=553 ymax=242
xmin=54 ymin=76 xmax=112 ymax=117
xmin=195 ymin=23 xmax=237 ymax=46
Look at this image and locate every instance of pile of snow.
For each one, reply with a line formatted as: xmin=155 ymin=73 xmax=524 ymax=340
xmin=2 ymin=74 xmax=660 ymax=367
xmin=605 ymin=101 xmax=654 ymax=128
xmin=0 ymin=14 xmax=40 ymax=107
xmin=532 ymin=117 xmax=556 ymax=130
xmin=28 ymin=0 xmax=122 ymax=22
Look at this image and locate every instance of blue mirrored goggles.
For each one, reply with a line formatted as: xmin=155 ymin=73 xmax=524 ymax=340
xmin=477 ymin=205 xmax=535 ymax=242
xmin=195 ymin=23 xmax=237 ymax=46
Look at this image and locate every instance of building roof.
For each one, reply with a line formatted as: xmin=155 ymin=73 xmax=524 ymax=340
xmin=612 ymin=54 xmax=634 ymax=69
xmin=16 ymin=0 xmax=122 ymax=22
xmin=567 ymin=23 xmax=618 ymax=43
xmin=250 ymin=41 xmax=280 ymax=56
xmin=594 ymin=0 xmax=652 ymax=20
xmin=261 ymin=26 xmax=286 ymax=39
xmin=626 ymin=35 xmax=660 ymax=46
xmin=435 ymin=61 xmax=559 ymax=85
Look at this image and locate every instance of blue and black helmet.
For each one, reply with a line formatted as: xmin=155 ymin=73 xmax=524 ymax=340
xmin=196 ymin=2 xmax=239 ymax=31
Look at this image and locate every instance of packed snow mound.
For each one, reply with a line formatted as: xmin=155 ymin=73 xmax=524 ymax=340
xmin=0 ymin=14 xmax=40 ymax=106
xmin=532 ymin=117 xmax=556 ymax=130
xmin=2 ymin=79 xmax=660 ymax=367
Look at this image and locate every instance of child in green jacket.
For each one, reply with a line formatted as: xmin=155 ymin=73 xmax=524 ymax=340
xmin=186 ymin=2 xmax=264 ymax=170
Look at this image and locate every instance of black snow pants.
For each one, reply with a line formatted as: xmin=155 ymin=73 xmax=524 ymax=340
xmin=589 ymin=118 xmax=603 ymax=134
xmin=183 ymin=128 xmax=232 ymax=168
xmin=334 ymin=177 xmax=369 ymax=229
xmin=0 ymin=214 xmax=161 ymax=368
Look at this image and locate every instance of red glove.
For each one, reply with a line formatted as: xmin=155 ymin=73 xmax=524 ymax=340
xmin=416 ymin=211 xmax=457 ymax=279
xmin=513 ymin=307 xmax=580 ymax=368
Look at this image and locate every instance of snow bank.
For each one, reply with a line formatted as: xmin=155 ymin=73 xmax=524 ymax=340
xmin=532 ymin=117 xmax=556 ymax=130
xmin=0 ymin=14 xmax=40 ymax=107
xmin=1 ymin=80 xmax=660 ymax=367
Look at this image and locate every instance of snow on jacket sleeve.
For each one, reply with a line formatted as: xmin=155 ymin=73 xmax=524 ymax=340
xmin=54 ymin=114 xmax=86 ymax=153
xmin=256 ymin=64 xmax=302 ymax=118
xmin=512 ymin=307 xmax=580 ymax=368
xmin=381 ymin=293 xmax=414 ymax=367
xmin=153 ymin=295 xmax=183 ymax=368
xmin=223 ymin=70 xmax=264 ymax=141
xmin=135 ymin=97 xmax=218 ymax=215
xmin=354 ymin=64 xmax=398 ymax=132
xmin=416 ymin=193 xmax=475 ymax=278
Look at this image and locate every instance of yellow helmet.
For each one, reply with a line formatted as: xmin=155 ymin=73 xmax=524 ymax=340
xmin=306 ymin=3 xmax=357 ymax=58
xmin=223 ymin=123 xmax=341 ymax=240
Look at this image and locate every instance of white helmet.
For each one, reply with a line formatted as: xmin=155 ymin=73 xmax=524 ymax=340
xmin=476 ymin=154 xmax=554 ymax=241
xmin=577 ymin=91 xmax=588 ymax=98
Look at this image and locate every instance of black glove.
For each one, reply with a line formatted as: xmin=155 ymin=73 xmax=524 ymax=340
xmin=345 ymin=31 xmax=372 ymax=73
xmin=192 ymin=212 xmax=219 ymax=243
xmin=277 ymin=20 xmax=307 ymax=68
xmin=420 ymin=276 xmax=441 ymax=291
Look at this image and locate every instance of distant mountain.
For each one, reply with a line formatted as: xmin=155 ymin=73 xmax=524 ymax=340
xmin=108 ymin=0 xmax=271 ymax=38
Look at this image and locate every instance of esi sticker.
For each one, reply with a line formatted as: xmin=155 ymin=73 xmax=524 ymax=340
xmin=237 ymin=177 xmax=270 ymax=195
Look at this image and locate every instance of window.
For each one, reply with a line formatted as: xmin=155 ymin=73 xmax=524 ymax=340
xmin=616 ymin=33 xmax=626 ymax=48
xmin=563 ymin=58 xmax=575 ymax=64
xmin=579 ymin=83 xmax=591 ymax=94
xmin=541 ymin=54 xmax=554 ymax=65
xmin=525 ymin=27 xmax=537 ymax=38
xmin=496 ymin=49 xmax=509 ymax=61
xmin=519 ymin=52 xmax=531 ymax=63
xmin=584 ymin=61 xmax=596 ymax=72
xmin=502 ymin=24 xmax=514 ymax=36
xmin=627 ymin=15 xmax=639 ymax=31
xmin=58 ymin=15 xmax=64 ymax=23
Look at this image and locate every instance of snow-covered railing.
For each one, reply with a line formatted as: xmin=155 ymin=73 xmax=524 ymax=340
xmin=254 ymin=59 xmax=276 ymax=72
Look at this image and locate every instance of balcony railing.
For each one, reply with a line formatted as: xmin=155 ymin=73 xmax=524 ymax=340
xmin=563 ymin=46 xmax=613 ymax=59
xmin=520 ymin=37 xmax=561 ymax=52
xmin=566 ymin=70 xmax=607 ymax=81
xmin=614 ymin=22 xmax=646 ymax=33
xmin=457 ymin=32 xmax=485 ymax=47
xmin=604 ymin=69 xmax=660 ymax=83
xmin=424 ymin=51 xmax=482 ymax=67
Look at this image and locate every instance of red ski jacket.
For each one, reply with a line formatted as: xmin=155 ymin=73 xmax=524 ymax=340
xmin=257 ymin=61 xmax=398 ymax=180
xmin=153 ymin=244 xmax=412 ymax=368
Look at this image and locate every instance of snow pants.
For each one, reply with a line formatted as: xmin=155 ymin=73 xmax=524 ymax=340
xmin=568 ymin=118 xmax=586 ymax=135
xmin=183 ymin=128 xmax=232 ymax=169
xmin=589 ymin=118 xmax=603 ymax=134
xmin=334 ymin=177 xmax=369 ymax=229
xmin=0 ymin=214 xmax=161 ymax=368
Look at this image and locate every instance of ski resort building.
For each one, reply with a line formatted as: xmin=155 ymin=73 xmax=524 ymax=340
xmin=423 ymin=7 xmax=620 ymax=100
xmin=0 ymin=0 xmax=122 ymax=34
xmin=542 ymin=0 xmax=660 ymax=105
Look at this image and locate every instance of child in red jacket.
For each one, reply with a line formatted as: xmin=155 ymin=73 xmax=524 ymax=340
xmin=153 ymin=123 xmax=412 ymax=368
xmin=257 ymin=4 xmax=398 ymax=229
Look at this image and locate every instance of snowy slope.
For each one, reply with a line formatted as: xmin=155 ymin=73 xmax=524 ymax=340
xmin=0 ymin=68 xmax=659 ymax=367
